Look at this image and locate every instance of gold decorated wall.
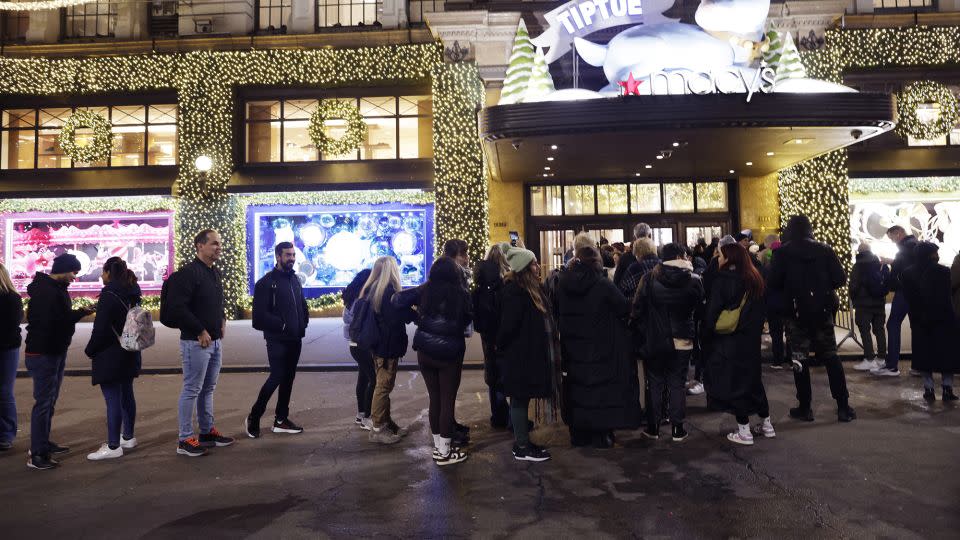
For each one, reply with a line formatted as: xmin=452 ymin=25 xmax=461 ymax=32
xmin=739 ymin=172 xmax=780 ymax=240
xmin=488 ymin=180 xmax=524 ymax=247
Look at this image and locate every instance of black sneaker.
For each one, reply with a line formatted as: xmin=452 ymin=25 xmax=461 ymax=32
xmin=454 ymin=422 xmax=470 ymax=436
xmin=671 ymin=424 xmax=688 ymax=442
xmin=923 ymin=388 xmax=936 ymax=402
xmin=199 ymin=427 xmax=235 ymax=447
xmin=452 ymin=430 xmax=470 ymax=447
xmin=943 ymin=386 xmax=959 ymax=401
xmin=640 ymin=428 xmax=659 ymax=440
xmin=0 ymin=440 xmax=11 ymax=451
xmin=837 ymin=406 xmax=857 ymax=423
xmin=177 ymin=437 xmax=208 ymax=457
xmin=27 ymin=454 xmax=58 ymax=470
xmin=48 ymin=442 xmax=70 ymax=455
xmin=273 ymin=418 xmax=304 ymax=434
xmin=435 ymin=448 xmax=469 ymax=466
xmin=244 ymin=415 xmax=261 ymax=439
xmin=789 ymin=407 xmax=815 ymax=422
xmin=513 ymin=443 xmax=551 ymax=462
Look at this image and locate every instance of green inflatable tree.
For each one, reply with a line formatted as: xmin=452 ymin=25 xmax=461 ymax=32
xmin=763 ymin=30 xmax=807 ymax=83
xmin=499 ymin=19 xmax=535 ymax=105
xmin=524 ymin=47 xmax=556 ymax=102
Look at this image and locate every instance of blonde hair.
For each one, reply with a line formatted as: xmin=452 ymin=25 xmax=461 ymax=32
xmin=632 ymin=237 xmax=657 ymax=259
xmin=360 ymin=256 xmax=401 ymax=313
xmin=505 ymin=265 xmax=548 ymax=314
xmin=574 ymin=232 xmax=595 ymax=251
xmin=0 ymin=263 xmax=15 ymax=295
xmin=485 ymin=244 xmax=509 ymax=276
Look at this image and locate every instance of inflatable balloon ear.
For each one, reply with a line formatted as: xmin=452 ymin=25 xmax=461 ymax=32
xmin=695 ymin=0 xmax=770 ymax=41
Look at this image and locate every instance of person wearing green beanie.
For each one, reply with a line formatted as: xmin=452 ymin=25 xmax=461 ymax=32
xmin=505 ymin=247 xmax=536 ymax=274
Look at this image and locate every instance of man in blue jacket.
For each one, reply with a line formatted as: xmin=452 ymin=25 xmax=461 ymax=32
xmin=245 ymin=242 xmax=309 ymax=438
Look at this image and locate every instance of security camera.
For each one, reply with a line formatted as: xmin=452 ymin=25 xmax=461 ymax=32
xmin=511 ymin=140 xmax=522 ymax=150
xmin=851 ymin=129 xmax=863 ymax=140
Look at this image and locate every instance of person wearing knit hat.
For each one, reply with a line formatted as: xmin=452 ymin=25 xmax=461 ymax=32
xmin=719 ymin=235 xmax=737 ymax=248
xmin=23 ymin=252 xmax=94 ymax=470
xmin=506 ymin=247 xmax=536 ymax=274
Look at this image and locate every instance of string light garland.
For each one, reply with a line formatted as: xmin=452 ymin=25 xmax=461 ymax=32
xmin=59 ymin=108 xmax=114 ymax=164
xmin=0 ymin=45 xmax=487 ymax=316
xmin=849 ymin=176 xmax=960 ymax=194
xmin=308 ymin=100 xmax=368 ymax=157
xmin=894 ymin=80 xmax=959 ymax=141
xmin=0 ymin=0 xmax=95 ymax=11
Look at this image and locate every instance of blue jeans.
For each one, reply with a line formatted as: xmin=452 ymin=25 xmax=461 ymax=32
xmin=25 ymin=352 xmax=67 ymax=457
xmin=885 ymin=293 xmax=908 ymax=370
xmin=0 ymin=347 xmax=19 ymax=444
xmin=100 ymin=380 xmax=136 ymax=448
xmin=178 ymin=339 xmax=222 ymax=441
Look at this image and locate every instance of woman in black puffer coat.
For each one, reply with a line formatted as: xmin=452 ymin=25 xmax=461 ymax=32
xmin=84 ymin=257 xmax=142 ymax=460
xmin=394 ymin=256 xmax=472 ymax=465
xmin=556 ymin=246 xmax=639 ymax=448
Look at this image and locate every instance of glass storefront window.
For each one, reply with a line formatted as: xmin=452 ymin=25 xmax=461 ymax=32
xmin=530 ymin=185 xmax=562 ymax=216
xmin=597 ymin=184 xmax=628 ymax=214
xmin=361 ymin=117 xmax=398 ymax=160
xmin=0 ymin=104 xmax=177 ymax=169
xmin=630 ymin=184 xmax=661 ymax=213
xmin=564 ymin=185 xmax=595 ymax=215
xmin=246 ymin=121 xmax=281 ymax=163
xmin=696 ymin=182 xmax=728 ymax=211
xmin=664 ymin=183 xmax=695 ymax=212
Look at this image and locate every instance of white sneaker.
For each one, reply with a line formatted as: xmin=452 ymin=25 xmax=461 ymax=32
xmin=853 ymin=359 xmax=876 ymax=371
xmin=87 ymin=443 xmax=123 ymax=461
xmin=727 ymin=431 xmax=754 ymax=446
xmin=686 ymin=382 xmax=705 ymax=395
xmin=751 ymin=421 xmax=776 ymax=438
xmin=872 ymin=367 xmax=900 ymax=377
xmin=120 ymin=436 xmax=137 ymax=450
xmin=359 ymin=417 xmax=374 ymax=431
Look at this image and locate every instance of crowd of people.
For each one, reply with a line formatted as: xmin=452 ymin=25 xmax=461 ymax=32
xmin=0 ymin=216 xmax=957 ymax=470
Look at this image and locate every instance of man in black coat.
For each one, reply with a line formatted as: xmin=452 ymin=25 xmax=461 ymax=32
xmin=24 ymin=253 xmax=93 ymax=470
xmin=850 ymin=243 xmax=888 ymax=372
xmin=767 ymin=215 xmax=855 ymax=423
xmin=613 ymin=222 xmax=651 ymax=289
xmin=872 ymin=225 xmax=917 ymax=377
xmin=245 ymin=241 xmax=309 ymax=439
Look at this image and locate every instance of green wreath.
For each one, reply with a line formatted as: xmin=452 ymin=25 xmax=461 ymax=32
xmin=896 ymin=81 xmax=960 ymax=141
xmin=59 ymin=109 xmax=114 ymax=163
xmin=308 ymin=101 xmax=368 ymax=157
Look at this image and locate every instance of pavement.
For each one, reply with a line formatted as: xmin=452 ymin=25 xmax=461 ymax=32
xmin=0 ymin=364 xmax=955 ymax=538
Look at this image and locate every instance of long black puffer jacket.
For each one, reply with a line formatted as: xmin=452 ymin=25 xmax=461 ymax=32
xmin=394 ymin=284 xmax=472 ymax=360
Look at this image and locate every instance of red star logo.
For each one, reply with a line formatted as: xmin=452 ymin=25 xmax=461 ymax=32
xmin=618 ymin=72 xmax=643 ymax=96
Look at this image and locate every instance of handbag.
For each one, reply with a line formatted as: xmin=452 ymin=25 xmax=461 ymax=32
xmin=715 ymin=294 xmax=748 ymax=335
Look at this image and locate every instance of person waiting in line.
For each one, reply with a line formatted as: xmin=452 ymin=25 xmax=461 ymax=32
xmin=703 ymin=243 xmax=774 ymax=445
xmin=613 ymin=222 xmax=652 ymax=289
xmin=394 ymin=257 xmax=472 ymax=466
xmin=245 ymin=242 xmax=310 ymax=439
xmin=556 ymin=245 xmax=640 ymax=448
xmin=872 ymin=225 xmax=917 ymax=377
xmin=768 ymin=215 xmax=856 ymax=423
xmin=497 ymin=247 xmax=555 ymax=462
xmin=441 ymin=238 xmax=472 ymax=446
xmin=0 ymin=262 xmax=24 ymax=453
xmin=342 ymin=269 xmax=375 ymax=430
xmin=632 ymin=243 xmax=704 ymax=442
xmin=702 ymin=235 xmax=737 ymax=301
xmin=84 ymin=257 xmax=142 ymax=461
xmin=24 ymin=253 xmax=94 ymax=470
xmin=850 ymin=242 xmax=889 ymax=372
xmin=761 ymin=238 xmax=789 ymax=369
xmin=900 ymin=242 xmax=959 ymax=401
xmin=618 ymin=237 xmax=660 ymax=299
xmin=473 ymin=243 xmax=511 ymax=429
xmin=363 ymin=256 xmax=417 ymax=444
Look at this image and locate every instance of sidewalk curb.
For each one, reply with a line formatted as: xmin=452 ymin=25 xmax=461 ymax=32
xmin=16 ymin=362 xmax=488 ymax=378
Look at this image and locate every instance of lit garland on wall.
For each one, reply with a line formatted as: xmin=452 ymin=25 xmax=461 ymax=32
xmin=849 ymin=176 xmax=960 ymax=194
xmin=308 ymin=100 xmax=368 ymax=157
xmin=59 ymin=108 xmax=113 ymax=163
xmin=432 ymin=62 xmax=487 ymax=261
xmin=0 ymin=196 xmax=176 ymax=214
xmin=0 ymin=45 xmax=487 ymax=316
xmin=0 ymin=0 xmax=95 ymax=10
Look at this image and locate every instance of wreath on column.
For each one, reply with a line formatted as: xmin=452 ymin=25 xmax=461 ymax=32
xmin=895 ymin=81 xmax=960 ymax=141
xmin=308 ymin=100 xmax=368 ymax=157
xmin=59 ymin=109 xmax=114 ymax=163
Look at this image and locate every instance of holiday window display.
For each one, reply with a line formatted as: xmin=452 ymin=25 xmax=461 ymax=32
xmin=247 ymin=202 xmax=434 ymax=296
xmin=1 ymin=212 xmax=174 ymax=293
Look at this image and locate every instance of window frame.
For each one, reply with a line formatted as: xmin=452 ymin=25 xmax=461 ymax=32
xmin=0 ymin=11 xmax=29 ymax=44
xmin=872 ymin=0 xmax=936 ymax=12
xmin=61 ymin=0 xmax=118 ymax=40
xmin=0 ymin=104 xmax=178 ymax=171
xmin=315 ymin=0 xmax=384 ymax=31
xmin=528 ymin=179 xmax=731 ymax=217
xmin=255 ymin=0 xmax=292 ymax=34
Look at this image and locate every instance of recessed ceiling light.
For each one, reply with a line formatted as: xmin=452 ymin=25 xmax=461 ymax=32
xmin=672 ymin=141 xmax=680 ymax=147
xmin=746 ymin=161 xmax=753 ymax=166
xmin=547 ymin=156 xmax=554 ymax=161
xmin=729 ymin=169 xmax=735 ymax=174
xmin=656 ymin=155 xmax=664 ymax=160
xmin=550 ymin=144 xmax=558 ymax=150
xmin=766 ymin=151 xmax=775 ymax=156
xmin=635 ymin=172 xmax=641 ymax=176
xmin=544 ymin=166 xmax=551 ymax=170
xmin=542 ymin=173 xmax=549 ymax=177
xmin=645 ymin=164 xmax=653 ymax=169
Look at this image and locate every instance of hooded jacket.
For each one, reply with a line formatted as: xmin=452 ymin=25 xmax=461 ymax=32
xmin=556 ymin=259 xmax=641 ymax=430
xmin=25 ymin=272 xmax=88 ymax=355
xmin=887 ymin=235 xmax=918 ymax=292
xmin=638 ymin=261 xmax=704 ymax=340
xmin=85 ymin=280 xmax=142 ymax=386
xmin=849 ymin=251 xmax=887 ymax=310
xmin=471 ymin=258 xmax=503 ymax=335
xmin=767 ymin=236 xmax=846 ymax=320
xmin=252 ymin=267 xmax=309 ymax=342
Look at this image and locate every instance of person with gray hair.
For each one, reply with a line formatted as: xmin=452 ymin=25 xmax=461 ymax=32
xmin=614 ymin=222 xmax=653 ymax=287
xmin=850 ymin=242 xmax=889 ymax=372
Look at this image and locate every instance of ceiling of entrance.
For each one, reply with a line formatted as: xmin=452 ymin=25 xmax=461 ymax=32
xmin=481 ymin=93 xmax=896 ymax=182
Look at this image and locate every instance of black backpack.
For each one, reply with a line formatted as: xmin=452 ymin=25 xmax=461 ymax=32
xmin=864 ymin=264 xmax=890 ymax=299
xmin=472 ymin=280 xmax=501 ymax=335
xmin=348 ymin=295 xmax=380 ymax=350
xmin=790 ymin=256 xmax=838 ymax=326
xmin=159 ymin=265 xmax=200 ymax=329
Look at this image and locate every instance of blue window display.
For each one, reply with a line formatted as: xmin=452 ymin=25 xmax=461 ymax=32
xmin=247 ymin=202 xmax=434 ymax=297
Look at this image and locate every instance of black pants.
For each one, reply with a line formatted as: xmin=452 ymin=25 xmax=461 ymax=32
xmin=786 ymin=317 xmax=849 ymax=409
xmin=418 ymin=351 xmax=460 ymax=438
xmin=26 ymin=353 xmax=67 ymax=457
xmin=769 ymin=315 xmax=787 ymax=364
xmin=350 ymin=345 xmax=376 ymax=417
xmin=646 ymin=349 xmax=691 ymax=426
xmin=481 ymin=335 xmax=510 ymax=427
xmin=250 ymin=339 xmax=302 ymax=421
xmin=735 ymin=389 xmax=770 ymax=425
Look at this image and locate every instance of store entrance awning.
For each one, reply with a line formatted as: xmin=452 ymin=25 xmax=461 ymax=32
xmin=480 ymin=93 xmax=895 ymax=181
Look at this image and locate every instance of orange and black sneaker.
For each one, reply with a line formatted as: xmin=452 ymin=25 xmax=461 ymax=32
xmin=199 ymin=427 xmax=235 ymax=448
xmin=177 ymin=437 xmax=207 ymax=457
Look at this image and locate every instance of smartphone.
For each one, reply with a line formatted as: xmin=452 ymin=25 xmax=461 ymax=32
xmin=509 ymin=231 xmax=519 ymax=247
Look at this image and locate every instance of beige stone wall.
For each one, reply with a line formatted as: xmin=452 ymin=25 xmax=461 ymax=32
xmin=739 ymin=173 xmax=781 ymax=241
xmin=484 ymin=87 xmax=525 ymax=248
